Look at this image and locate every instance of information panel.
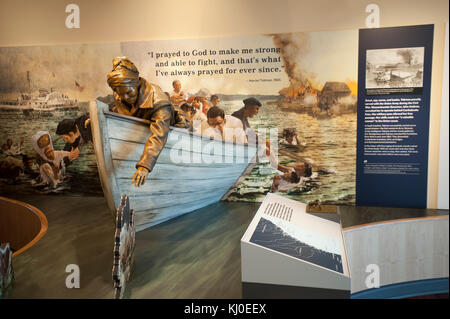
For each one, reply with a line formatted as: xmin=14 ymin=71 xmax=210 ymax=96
xmin=356 ymin=25 xmax=434 ymax=208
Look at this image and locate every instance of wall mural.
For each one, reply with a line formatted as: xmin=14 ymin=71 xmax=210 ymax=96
xmin=0 ymin=29 xmax=358 ymax=207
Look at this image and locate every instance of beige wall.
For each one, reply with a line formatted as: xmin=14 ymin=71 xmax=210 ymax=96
xmin=0 ymin=0 xmax=448 ymax=46
xmin=0 ymin=0 xmax=448 ymax=208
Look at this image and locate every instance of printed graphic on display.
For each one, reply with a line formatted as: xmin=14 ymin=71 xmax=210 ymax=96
xmin=249 ymin=214 xmax=344 ymax=273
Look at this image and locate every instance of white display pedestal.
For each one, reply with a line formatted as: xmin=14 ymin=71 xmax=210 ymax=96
xmin=241 ymin=193 xmax=351 ymax=298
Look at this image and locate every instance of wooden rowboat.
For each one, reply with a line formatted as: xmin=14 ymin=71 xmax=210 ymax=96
xmin=89 ymin=100 xmax=258 ymax=232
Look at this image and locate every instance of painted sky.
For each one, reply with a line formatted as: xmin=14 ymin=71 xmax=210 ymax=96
xmin=0 ymin=43 xmax=121 ymax=100
xmin=0 ymin=29 xmax=358 ymax=99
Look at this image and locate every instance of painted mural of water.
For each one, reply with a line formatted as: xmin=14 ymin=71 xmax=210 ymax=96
xmin=221 ymin=100 xmax=356 ymax=205
xmin=0 ymin=99 xmax=356 ymax=204
xmin=0 ymin=103 xmax=103 ymax=196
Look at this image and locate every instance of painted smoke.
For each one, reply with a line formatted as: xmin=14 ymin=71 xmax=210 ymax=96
xmin=271 ymin=33 xmax=357 ymax=117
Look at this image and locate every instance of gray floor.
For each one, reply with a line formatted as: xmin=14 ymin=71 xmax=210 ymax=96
xmin=7 ymin=194 xmax=260 ymax=299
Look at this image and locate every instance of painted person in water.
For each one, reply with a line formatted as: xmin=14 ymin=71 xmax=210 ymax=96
xmin=30 ymin=131 xmax=73 ymax=189
xmin=271 ymin=171 xmax=301 ymax=193
xmin=280 ymin=128 xmax=302 ymax=146
xmin=1 ymin=137 xmax=24 ymax=155
xmin=271 ymin=161 xmax=312 ymax=193
xmin=55 ymin=114 xmax=92 ymax=167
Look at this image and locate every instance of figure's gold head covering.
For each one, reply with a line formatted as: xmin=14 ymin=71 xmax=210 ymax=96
xmin=107 ymin=57 xmax=140 ymax=88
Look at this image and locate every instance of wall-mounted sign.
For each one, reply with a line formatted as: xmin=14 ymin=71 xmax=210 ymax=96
xmin=356 ymin=25 xmax=434 ymax=208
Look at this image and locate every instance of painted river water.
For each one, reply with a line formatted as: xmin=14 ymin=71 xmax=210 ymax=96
xmin=0 ymin=99 xmax=356 ymax=205
xmin=221 ymin=99 xmax=357 ymax=205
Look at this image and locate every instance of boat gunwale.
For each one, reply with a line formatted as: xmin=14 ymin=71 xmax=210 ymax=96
xmin=102 ymin=108 xmax=258 ymax=149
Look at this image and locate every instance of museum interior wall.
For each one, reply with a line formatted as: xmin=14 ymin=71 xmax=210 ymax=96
xmin=0 ymin=0 xmax=448 ymax=209
xmin=438 ymin=22 xmax=449 ymax=209
xmin=0 ymin=0 xmax=448 ymax=300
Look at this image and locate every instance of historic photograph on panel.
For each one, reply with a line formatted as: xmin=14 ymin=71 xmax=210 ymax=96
xmin=366 ymin=47 xmax=425 ymax=89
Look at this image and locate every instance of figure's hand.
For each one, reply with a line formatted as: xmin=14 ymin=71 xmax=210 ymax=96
xmin=113 ymin=91 xmax=122 ymax=103
xmin=271 ymin=175 xmax=281 ymax=192
xmin=84 ymin=118 xmax=90 ymax=129
xmin=68 ymin=147 xmax=80 ymax=162
xmin=132 ymin=167 xmax=149 ymax=187
xmin=265 ymin=138 xmax=271 ymax=156
xmin=52 ymin=163 xmax=60 ymax=178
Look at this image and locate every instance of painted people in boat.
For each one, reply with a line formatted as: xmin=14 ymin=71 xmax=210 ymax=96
xmin=55 ymin=114 xmax=92 ymax=167
xmin=188 ymin=96 xmax=210 ymax=114
xmin=203 ymin=106 xmax=247 ymax=144
xmin=190 ymin=96 xmax=211 ymax=134
xmin=107 ymin=57 xmax=188 ymax=187
xmin=180 ymin=103 xmax=196 ymax=121
xmin=169 ymin=80 xmax=187 ymax=106
xmin=231 ymin=97 xmax=261 ymax=133
xmin=209 ymin=94 xmax=220 ymax=107
xmin=179 ymin=102 xmax=203 ymax=134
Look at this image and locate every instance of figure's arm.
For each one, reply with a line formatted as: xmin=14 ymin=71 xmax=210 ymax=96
xmin=277 ymin=164 xmax=291 ymax=173
xmin=133 ymin=106 xmax=172 ymax=187
xmin=78 ymin=113 xmax=93 ymax=143
xmin=294 ymin=134 xmax=301 ymax=146
xmin=271 ymin=175 xmax=281 ymax=192
xmin=62 ymin=147 xmax=80 ymax=167
xmin=169 ymin=94 xmax=179 ymax=104
xmin=51 ymin=162 xmax=60 ymax=178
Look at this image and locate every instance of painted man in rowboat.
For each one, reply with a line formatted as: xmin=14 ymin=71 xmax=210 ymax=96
xmin=169 ymin=80 xmax=187 ymax=106
xmin=231 ymin=97 xmax=261 ymax=133
xmin=107 ymin=57 xmax=188 ymax=187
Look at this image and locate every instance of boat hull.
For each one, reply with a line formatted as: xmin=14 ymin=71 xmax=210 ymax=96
xmin=90 ymin=100 xmax=258 ymax=231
